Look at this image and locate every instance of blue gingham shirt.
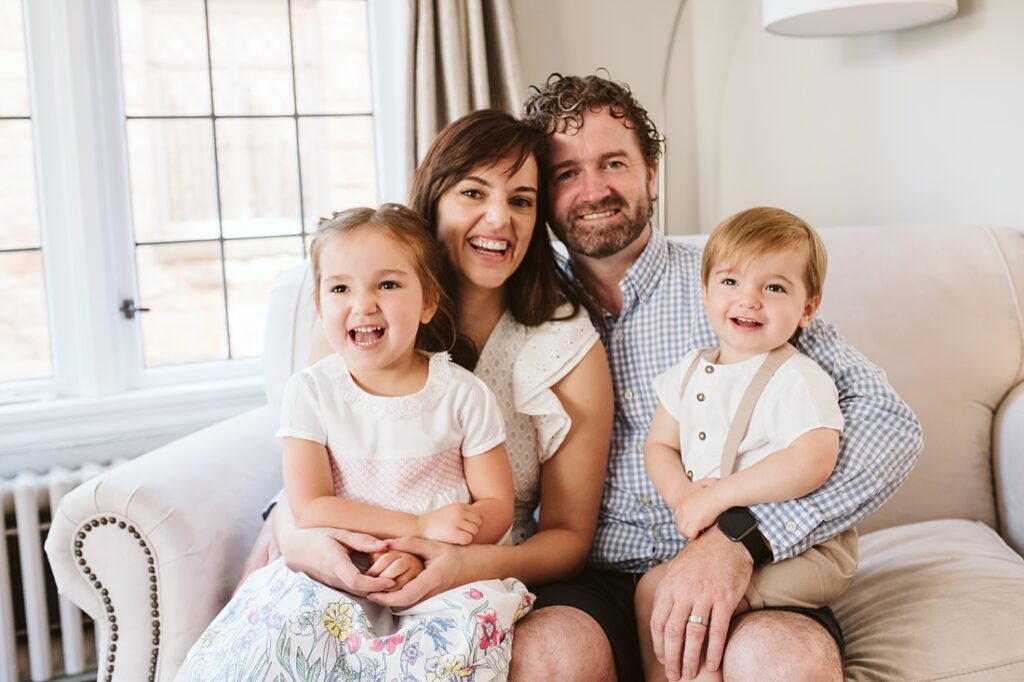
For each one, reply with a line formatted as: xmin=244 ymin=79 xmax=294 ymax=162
xmin=584 ymin=229 xmax=923 ymax=572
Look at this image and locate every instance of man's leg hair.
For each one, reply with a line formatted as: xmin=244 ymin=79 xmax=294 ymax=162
xmin=722 ymin=609 xmax=842 ymax=682
xmin=510 ymin=605 xmax=616 ymax=682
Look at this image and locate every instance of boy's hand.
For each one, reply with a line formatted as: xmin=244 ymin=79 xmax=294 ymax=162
xmin=416 ymin=503 xmax=481 ymax=545
xmin=366 ymin=550 xmax=424 ymax=590
xmin=673 ymin=479 xmax=725 ymax=540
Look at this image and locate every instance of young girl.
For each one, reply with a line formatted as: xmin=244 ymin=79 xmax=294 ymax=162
xmin=638 ymin=207 xmax=858 ymax=681
xmin=179 ymin=204 xmax=532 ymax=682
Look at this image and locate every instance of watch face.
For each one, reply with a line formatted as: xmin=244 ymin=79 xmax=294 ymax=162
xmin=717 ymin=507 xmax=756 ymax=541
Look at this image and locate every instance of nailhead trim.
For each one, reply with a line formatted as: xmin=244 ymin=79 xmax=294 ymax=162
xmin=77 ymin=515 xmax=161 ymax=682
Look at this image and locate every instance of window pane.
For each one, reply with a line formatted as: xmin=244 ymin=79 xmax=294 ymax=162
xmin=137 ymin=242 xmax=227 ymax=366
xmin=293 ymin=0 xmax=372 ymax=115
xmin=208 ymin=0 xmax=293 ymax=116
xmin=224 ymin=237 xmax=304 ymax=358
xmin=118 ymin=0 xmax=211 ymax=116
xmin=299 ymin=116 xmax=377 ymax=232
xmin=0 ymin=251 xmax=52 ymax=382
xmin=0 ymin=0 xmax=29 ymax=117
xmin=127 ymin=118 xmax=219 ymax=242
xmin=217 ymin=118 xmax=301 ymax=238
xmin=0 ymin=120 xmax=40 ymax=249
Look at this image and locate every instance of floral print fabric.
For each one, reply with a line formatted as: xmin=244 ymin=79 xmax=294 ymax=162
xmin=178 ymin=559 xmax=533 ymax=682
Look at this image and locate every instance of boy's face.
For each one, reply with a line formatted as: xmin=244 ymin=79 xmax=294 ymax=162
xmin=701 ymin=246 xmax=820 ymax=364
xmin=545 ymin=107 xmax=657 ymax=259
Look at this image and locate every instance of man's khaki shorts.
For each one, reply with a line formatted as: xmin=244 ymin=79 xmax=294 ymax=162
xmin=745 ymin=527 xmax=859 ymax=610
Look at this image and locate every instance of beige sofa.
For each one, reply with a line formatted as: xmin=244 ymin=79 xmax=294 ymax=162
xmin=46 ymin=224 xmax=1024 ymax=681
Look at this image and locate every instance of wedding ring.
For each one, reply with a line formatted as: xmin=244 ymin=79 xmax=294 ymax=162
xmin=687 ymin=614 xmax=710 ymax=627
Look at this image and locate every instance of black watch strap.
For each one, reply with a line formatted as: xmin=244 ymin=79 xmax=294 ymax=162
xmin=716 ymin=506 xmax=774 ymax=567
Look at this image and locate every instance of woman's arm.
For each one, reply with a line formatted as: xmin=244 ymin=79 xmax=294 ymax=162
xmin=463 ymin=443 xmax=515 ymax=544
xmin=369 ymin=342 xmax=614 ymax=607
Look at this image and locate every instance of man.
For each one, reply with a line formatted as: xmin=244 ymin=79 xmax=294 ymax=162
xmin=502 ymin=74 xmax=922 ymax=681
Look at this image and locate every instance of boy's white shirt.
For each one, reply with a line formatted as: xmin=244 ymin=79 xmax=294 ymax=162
xmin=653 ymin=348 xmax=844 ymax=481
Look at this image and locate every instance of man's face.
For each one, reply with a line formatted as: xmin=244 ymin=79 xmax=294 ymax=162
xmin=545 ymin=107 xmax=657 ymax=259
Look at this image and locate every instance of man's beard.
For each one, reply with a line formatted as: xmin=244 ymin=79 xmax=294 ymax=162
xmin=554 ymin=192 xmax=652 ymax=259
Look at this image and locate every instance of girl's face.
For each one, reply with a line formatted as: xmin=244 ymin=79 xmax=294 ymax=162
xmin=316 ymin=227 xmax=437 ymax=386
xmin=435 ymin=154 xmax=539 ymax=297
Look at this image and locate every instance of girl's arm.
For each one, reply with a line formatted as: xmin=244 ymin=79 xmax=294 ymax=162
xmin=644 ymin=404 xmax=695 ymax=508
xmin=370 ymin=341 xmax=614 ymax=607
xmin=462 ymin=443 xmax=515 ymax=544
xmin=282 ymin=436 xmax=420 ymax=537
xmin=712 ymin=427 xmax=840 ymax=508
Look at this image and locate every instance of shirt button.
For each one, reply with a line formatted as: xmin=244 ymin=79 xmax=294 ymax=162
xmin=698 ymin=431 xmax=707 ymax=440
xmin=705 ymin=365 xmax=714 ymax=374
xmin=635 ymin=442 xmax=644 ymax=453
xmin=786 ymin=521 xmax=797 ymax=532
xmin=613 ymin=330 xmax=624 ymax=342
xmin=651 ymin=527 xmax=661 ymax=539
xmin=624 ymin=389 xmax=634 ymax=400
xmin=640 ymin=495 xmax=651 ymax=507
xmin=640 ymin=293 xmax=648 ymax=303
xmin=696 ymin=392 xmax=705 ymax=402
xmin=652 ymin=558 xmax=662 ymax=566
xmin=686 ymin=469 xmax=694 ymax=481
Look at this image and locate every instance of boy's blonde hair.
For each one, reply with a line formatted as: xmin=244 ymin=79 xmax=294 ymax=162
xmin=701 ymin=207 xmax=828 ymax=299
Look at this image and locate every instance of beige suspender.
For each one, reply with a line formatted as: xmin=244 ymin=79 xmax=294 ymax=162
xmin=678 ymin=343 xmax=798 ymax=478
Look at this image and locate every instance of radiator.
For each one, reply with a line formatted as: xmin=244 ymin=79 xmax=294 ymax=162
xmin=1 ymin=463 xmax=120 ymax=682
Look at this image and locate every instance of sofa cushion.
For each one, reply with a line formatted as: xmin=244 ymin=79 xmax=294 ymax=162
xmin=836 ymin=518 xmax=1024 ymax=681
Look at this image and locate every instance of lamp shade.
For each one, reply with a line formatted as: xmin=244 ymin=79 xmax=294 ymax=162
xmin=763 ymin=0 xmax=957 ymax=36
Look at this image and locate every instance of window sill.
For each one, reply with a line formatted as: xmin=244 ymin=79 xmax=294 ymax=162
xmin=0 ymin=376 xmax=266 ymax=478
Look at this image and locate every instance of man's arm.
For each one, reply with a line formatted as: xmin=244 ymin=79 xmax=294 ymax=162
xmin=748 ymin=318 xmax=923 ymax=560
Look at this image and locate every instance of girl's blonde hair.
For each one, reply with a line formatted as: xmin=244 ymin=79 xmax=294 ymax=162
xmin=309 ymin=204 xmax=457 ymax=354
xmin=701 ymin=207 xmax=828 ymax=299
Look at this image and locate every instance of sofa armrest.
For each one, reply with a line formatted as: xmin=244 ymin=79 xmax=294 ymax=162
xmin=44 ymin=404 xmax=282 ymax=681
xmin=995 ymin=381 xmax=1024 ymax=556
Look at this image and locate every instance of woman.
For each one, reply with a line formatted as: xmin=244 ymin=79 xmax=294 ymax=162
xmin=221 ymin=110 xmax=613 ymax=679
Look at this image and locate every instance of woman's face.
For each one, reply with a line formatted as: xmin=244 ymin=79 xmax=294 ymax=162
xmin=435 ymin=154 xmax=539 ymax=296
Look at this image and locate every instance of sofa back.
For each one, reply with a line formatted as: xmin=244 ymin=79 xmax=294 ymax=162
xmin=262 ymin=224 xmax=1024 ymax=534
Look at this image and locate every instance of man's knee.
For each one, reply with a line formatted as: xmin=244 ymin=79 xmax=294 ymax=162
xmin=722 ymin=610 xmax=842 ymax=682
xmin=510 ymin=606 xmax=616 ymax=682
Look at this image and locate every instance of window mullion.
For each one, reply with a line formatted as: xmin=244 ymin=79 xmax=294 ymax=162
xmin=24 ymin=0 xmax=141 ymax=399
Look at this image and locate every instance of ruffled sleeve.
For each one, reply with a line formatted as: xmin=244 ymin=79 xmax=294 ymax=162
xmin=511 ymin=305 xmax=599 ymax=464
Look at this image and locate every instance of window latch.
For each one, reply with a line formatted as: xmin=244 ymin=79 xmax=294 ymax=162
xmin=119 ymin=299 xmax=151 ymax=320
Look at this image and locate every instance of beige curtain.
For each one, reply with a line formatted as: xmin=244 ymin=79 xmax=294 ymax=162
xmin=407 ymin=0 xmax=523 ymax=166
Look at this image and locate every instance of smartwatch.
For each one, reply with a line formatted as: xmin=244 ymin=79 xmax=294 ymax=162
xmin=715 ymin=506 xmax=773 ymax=567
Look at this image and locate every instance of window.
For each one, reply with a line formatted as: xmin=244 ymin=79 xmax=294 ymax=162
xmin=0 ymin=0 xmax=407 ymax=475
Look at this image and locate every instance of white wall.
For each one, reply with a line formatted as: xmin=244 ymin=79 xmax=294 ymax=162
xmin=513 ymin=0 xmax=1024 ymax=234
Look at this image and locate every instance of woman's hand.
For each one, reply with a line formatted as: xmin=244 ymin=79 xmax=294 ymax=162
xmin=415 ymin=502 xmax=481 ymax=545
xmin=367 ymin=550 xmax=424 ymax=591
xmin=274 ymin=501 xmax=397 ymax=596
xmin=365 ymin=536 xmax=469 ymax=609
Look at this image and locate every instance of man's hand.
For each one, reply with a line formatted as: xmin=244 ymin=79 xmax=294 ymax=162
xmin=366 ymin=550 xmax=424 ymax=591
xmin=672 ymin=477 xmax=723 ymax=540
xmin=650 ymin=526 xmax=754 ymax=680
xmin=416 ymin=503 xmax=481 ymax=545
xmin=366 ymin=536 xmax=469 ymax=609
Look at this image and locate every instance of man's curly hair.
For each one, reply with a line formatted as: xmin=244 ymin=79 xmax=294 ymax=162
xmin=521 ymin=72 xmax=664 ymax=168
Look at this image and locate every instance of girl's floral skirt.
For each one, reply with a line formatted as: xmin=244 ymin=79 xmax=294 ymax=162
xmin=177 ymin=558 xmax=534 ymax=682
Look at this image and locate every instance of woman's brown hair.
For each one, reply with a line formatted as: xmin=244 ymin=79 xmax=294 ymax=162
xmin=409 ymin=109 xmax=595 ymax=366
